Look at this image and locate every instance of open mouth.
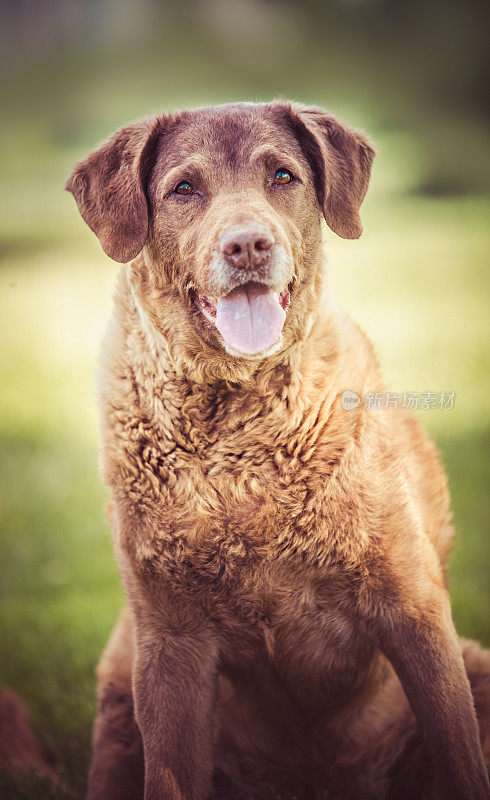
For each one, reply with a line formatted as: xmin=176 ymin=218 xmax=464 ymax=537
xmin=192 ymin=281 xmax=293 ymax=356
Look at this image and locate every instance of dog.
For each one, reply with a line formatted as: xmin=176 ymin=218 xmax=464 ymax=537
xmin=66 ymin=101 xmax=490 ymax=800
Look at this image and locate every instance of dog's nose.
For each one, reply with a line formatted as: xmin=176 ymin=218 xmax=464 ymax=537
xmin=220 ymin=224 xmax=274 ymax=269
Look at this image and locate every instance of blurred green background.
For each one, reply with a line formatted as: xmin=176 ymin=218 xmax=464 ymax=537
xmin=0 ymin=0 xmax=488 ymax=797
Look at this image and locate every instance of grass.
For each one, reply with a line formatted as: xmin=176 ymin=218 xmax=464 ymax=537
xmin=0 ymin=73 xmax=489 ymax=799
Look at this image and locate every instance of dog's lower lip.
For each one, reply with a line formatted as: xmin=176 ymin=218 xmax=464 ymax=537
xmin=279 ymin=289 xmax=291 ymax=311
xmin=196 ymin=294 xmax=217 ymax=320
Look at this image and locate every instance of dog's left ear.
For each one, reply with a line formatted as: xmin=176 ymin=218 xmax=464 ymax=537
xmin=287 ymin=104 xmax=375 ymax=239
xmin=65 ymin=117 xmax=164 ymax=263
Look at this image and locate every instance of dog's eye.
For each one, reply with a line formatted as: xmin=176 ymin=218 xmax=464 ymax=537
xmin=274 ymin=169 xmax=293 ymax=185
xmin=175 ymin=181 xmax=193 ymax=195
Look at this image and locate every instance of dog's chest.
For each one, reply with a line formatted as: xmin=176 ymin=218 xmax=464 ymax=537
xmin=150 ymin=449 xmax=363 ymax=663
xmin=130 ymin=424 xmax=353 ymax=603
xmin=113 ymin=376 xmax=362 ymax=616
xmin=112 ymin=387 xmax=370 ymax=672
xmin=147 ymin=438 xmax=316 ymax=564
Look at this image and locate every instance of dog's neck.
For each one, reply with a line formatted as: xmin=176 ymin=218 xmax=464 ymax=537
xmin=98 ymin=263 xmax=375 ymax=469
xmin=122 ymin=260 xmax=344 ymax=411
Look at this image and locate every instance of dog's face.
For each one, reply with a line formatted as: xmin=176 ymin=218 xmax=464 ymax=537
xmin=67 ymin=102 xmax=374 ymax=370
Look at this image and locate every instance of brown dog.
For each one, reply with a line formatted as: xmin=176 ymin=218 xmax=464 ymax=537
xmin=66 ymin=102 xmax=490 ymax=800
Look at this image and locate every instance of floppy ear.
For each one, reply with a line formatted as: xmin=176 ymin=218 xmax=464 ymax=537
xmin=65 ymin=118 xmax=163 ymax=262
xmin=288 ymin=104 xmax=375 ymax=239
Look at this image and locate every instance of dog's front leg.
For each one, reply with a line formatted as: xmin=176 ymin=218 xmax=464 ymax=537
xmin=376 ymin=587 xmax=489 ymax=800
xmin=131 ymin=603 xmax=218 ymax=800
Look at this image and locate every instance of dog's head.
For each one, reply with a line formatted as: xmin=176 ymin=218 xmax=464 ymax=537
xmin=66 ymin=102 xmax=374 ymax=372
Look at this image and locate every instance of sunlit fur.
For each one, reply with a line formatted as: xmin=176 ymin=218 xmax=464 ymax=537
xmin=66 ymin=102 xmax=490 ymax=800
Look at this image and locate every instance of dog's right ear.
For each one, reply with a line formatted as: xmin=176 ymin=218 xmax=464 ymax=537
xmin=65 ymin=118 xmax=165 ymax=263
xmin=286 ymin=103 xmax=375 ymax=240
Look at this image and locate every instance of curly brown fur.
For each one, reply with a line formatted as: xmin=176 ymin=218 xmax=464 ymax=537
xmin=66 ymin=101 xmax=490 ymax=800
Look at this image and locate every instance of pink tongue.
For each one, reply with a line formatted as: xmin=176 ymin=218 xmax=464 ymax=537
xmin=216 ymin=283 xmax=285 ymax=355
